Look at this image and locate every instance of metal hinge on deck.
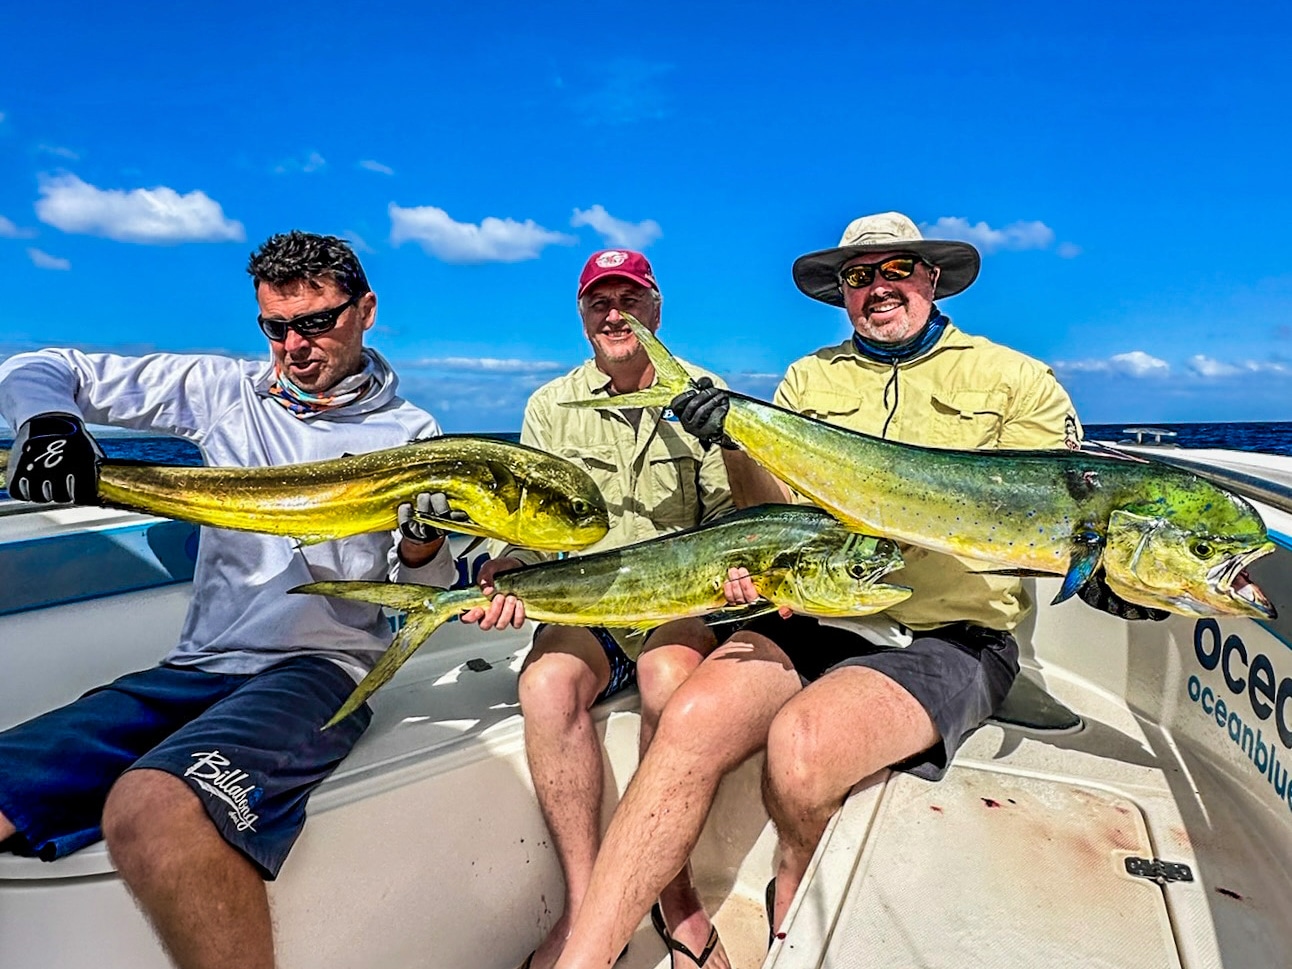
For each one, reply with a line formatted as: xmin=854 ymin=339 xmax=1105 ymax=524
xmin=1125 ymin=857 xmax=1194 ymax=884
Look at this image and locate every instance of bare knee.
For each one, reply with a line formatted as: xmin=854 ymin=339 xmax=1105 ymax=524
xmin=636 ymin=645 xmax=701 ymax=716
xmin=518 ymin=650 xmax=601 ymax=724
xmin=765 ymin=702 xmax=839 ymax=814
xmin=103 ymin=769 xmax=206 ymax=876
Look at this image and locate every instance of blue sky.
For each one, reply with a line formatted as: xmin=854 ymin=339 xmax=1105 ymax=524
xmin=2 ymin=1 xmax=1290 ymax=433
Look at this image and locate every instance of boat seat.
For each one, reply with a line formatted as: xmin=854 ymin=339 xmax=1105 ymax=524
xmin=0 ymin=618 xmax=631 ymax=882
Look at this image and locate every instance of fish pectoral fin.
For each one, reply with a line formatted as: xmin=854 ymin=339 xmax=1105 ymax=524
xmin=973 ymin=568 xmax=1063 ymax=578
xmin=1052 ymin=529 xmax=1105 ymax=605
xmin=410 ymin=510 xmax=478 ymax=533
xmin=706 ymin=602 xmax=778 ymax=626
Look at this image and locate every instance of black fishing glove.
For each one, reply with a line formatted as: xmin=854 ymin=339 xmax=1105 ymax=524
xmin=1078 ymin=568 xmax=1168 ymax=621
xmin=670 ymin=377 xmax=737 ymax=451
xmin=9 ymin=413 xmax=103 ymax=505
xmin=397 ymin=491 xmax=468 ymax=544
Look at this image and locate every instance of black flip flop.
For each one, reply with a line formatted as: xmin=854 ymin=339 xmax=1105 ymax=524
xmin=650 ymin=902 xmax=720 ymax=967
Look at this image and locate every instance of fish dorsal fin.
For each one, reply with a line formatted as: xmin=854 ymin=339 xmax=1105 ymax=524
xmin=1051 ymin=526 xmax=1104 ymax=605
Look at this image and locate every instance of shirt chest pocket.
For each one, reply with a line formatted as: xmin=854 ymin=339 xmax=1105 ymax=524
xmin=924 ymin=390 xmax=1005 ymax=449
xmin=558 ymin=444 xmax=619 ymax=493
xmin=797 ymin=390 xmax=876 ymax=434
xmin=645 ymin=454 xmax=700 ymax=527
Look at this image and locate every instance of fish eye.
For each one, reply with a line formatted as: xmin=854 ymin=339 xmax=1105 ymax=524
xmin=571 ymin=498 xmax=591 ymax=516
xmin=1191 ymin=540 xmax=1215 ymax=559
xmin=847 ymin=562 xmax=868 ymax=579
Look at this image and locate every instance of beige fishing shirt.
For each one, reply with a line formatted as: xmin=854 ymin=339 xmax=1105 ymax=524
xmin=492 ymin=358 xmax=734 ymax=655
xmin=776 ymin=321 xmax=1082 ymax=632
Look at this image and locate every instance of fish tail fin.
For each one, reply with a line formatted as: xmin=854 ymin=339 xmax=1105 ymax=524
xmin=293 ymin=582 xmax=483 ymax=728
xmin=561 ymin=313 xmax=694 ymax=410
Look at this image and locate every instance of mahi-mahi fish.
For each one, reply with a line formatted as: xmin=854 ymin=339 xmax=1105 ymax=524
xmin=0 ymin=436 xmax=609 ymax=551
xmin=297 ymin=504 xmax=911 ymax=726
xmin=560 ymin=315 xmax=1275 ymax=620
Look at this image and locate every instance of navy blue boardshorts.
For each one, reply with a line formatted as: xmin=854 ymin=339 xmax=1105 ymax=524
xmin=0 ymin=656 xmax=370 ymax=879
xmin=532 ymin=623 xmax=638 ymax=702
xmin=740 ymin=613 xmax=1019 ymax=781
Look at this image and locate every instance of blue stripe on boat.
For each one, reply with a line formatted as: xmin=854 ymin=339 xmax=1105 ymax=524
xmin=0 ymin=520 xmax=198 ymax=616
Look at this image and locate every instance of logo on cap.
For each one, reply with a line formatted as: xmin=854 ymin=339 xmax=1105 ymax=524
xmin=596 ymin=251 xmax=628 ymax=268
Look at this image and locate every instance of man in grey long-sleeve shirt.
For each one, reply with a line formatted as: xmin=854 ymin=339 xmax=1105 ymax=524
xmin=0 ymin=231 xmax=454 ymax=969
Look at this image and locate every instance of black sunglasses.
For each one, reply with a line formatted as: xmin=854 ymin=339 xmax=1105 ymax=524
xmin=257 ymin=294 xmax=361 ymax=342
xmin=838 ymin=255 xmax=930 ymax=290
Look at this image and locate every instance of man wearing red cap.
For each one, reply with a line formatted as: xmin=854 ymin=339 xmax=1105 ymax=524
xmin=462 ymin=250 xmax=737 ymax=969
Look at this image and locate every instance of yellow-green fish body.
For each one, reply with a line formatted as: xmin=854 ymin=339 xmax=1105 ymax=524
xmin=299 ymin=504 xmax=911 ymax=726
xmin=0 ymin=436 xmax=609 ymax=552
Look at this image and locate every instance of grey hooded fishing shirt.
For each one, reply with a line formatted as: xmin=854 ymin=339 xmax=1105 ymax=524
xmin=0 ymin=347 xmax=455 ymax=680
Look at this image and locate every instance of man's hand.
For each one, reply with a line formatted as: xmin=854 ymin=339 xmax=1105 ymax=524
xmin=670 ymin=377 xmax=737 ymax=451
xmin=10 ymin=414 xmax=103 ymax=505
xmin=722 ymin=566 xmax=792 ymax=618
xmin=460 ymin=556 xmax=528 ymax=630
xmin=397 ymin=492 xmax=465 ymax=566
xmin=1078 ymin=568 xmax=1168 ymax=621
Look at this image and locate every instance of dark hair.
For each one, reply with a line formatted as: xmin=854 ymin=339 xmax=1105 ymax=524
xmin=247 ymin=231 xmax=371 ymax=297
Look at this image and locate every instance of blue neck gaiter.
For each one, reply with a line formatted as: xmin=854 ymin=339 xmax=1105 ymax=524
xmin=851 ymin=308 xmax=949 ymax=364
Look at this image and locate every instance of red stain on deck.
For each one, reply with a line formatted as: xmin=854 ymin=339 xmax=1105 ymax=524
xmin=981 ymin=798 xmax=1002 ymax=808
xmin=930 ymin=805 xmax=944 ymax=813
xmin=1216 ymin=887 xmax=1244 ymax=900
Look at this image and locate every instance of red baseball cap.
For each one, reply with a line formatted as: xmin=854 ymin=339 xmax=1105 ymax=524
xmin=577 ymin=249 xmax=659 ymax=298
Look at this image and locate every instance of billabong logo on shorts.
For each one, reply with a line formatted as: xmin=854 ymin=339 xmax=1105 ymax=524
xmin=596 ymin=251 xmax=628 ymax=268
xmin=185 ymin=750 xmax=262 ymax=832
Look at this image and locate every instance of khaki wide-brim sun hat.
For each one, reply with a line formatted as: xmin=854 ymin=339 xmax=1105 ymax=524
xmin=792 ymin=211 xmax=981 ymax=307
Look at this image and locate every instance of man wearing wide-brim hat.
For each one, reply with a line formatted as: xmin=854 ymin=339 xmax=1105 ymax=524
xmin=544 ymin=212 xmax=1167 ymax=969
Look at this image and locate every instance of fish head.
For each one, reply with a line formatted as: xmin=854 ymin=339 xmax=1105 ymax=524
xmin=782 ymin=530 xmax=911 ymax=617
xmin=505 ymin=466 xmax=610 ymax=552
xmin=1102 ymin=506 xmax=1276 ymax=619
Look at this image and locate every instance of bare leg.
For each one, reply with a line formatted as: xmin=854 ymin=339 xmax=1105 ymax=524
xmin=518 ymin=626 xmax=613 ymax=969
xmin=763 ymin=666 xmax=938 ymax=933
xmin=103 ymin=768 xmax=274 ymax=969
xmin=635 ymin=622 xmax=722 ymax=968
xmin=554 ymin=631 xmax=801 ymax=969
xmin=0 ymin=810 xmax=14 ymax=842
xmin=523 ymin=619 xmax=717 ymax=969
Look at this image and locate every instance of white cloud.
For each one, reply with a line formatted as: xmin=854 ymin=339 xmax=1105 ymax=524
xmin=0 ymin=215 xmax=35 ymax=238
xmin=389 ymin=203 xmax=576 ymax=263
xmin=274 ymin=151 xmax=326 ymax=174
xmin=1188 ymin=355 xmax=1292 ymax=378
xmin=359 ymin=159 xmax=394 ymax=175
xmin=28 ymin=247 xmax=70 ymax=270
xmin=1055 ymin=350 xmax=1170 ymax=378
xmin=571 ymin=204 xmax=662 ymax=250
xmin=35 ymin=173 xmax=245 ymax=244
xmin=37 ymin=143 xmax=79 ymax=160
xmin=922 ymin=217 xmax=1056 ymax=253
xmin=343 ymin=230 xmax=374 ymax=253
xmin=407 ymin=357 xmax=567 ymax=375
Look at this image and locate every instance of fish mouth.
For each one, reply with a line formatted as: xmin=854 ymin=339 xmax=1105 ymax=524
xmin=1209 ymin=543 xmax=1277 ymax=619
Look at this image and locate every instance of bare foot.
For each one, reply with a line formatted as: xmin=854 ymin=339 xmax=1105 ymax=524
xmin=652 ymin=902 xmax=730 ymax=969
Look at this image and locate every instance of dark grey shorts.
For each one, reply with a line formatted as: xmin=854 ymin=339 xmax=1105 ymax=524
xmin=740 ymin=613 xmax=1019 ymax=780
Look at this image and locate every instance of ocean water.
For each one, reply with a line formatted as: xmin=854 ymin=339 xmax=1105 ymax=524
xmin=1 ymin=423 xmax=1289 ymax=501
